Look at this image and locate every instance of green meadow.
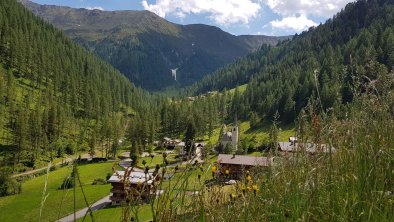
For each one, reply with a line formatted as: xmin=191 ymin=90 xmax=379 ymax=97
xmin=0 ymin=162 xmax=115 ymax=222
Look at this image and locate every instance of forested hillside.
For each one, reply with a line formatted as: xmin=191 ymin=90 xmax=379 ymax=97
xmin=0 ymin=0 xmax=154 ymax=170
xmin=187 ymin=0 xmax=394 ymax=123
xmin=21 ymin=0 xmax=289 ymax=91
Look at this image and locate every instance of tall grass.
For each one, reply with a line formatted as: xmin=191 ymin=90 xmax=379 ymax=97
xmin=118 ymin=73 xmax=394 ymax=221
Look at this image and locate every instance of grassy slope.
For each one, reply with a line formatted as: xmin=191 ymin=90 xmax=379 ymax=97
xmin=0 ymin=162 xmax=115 ymax=222
xmin=203 ymin=120 xmax=295 ymax=146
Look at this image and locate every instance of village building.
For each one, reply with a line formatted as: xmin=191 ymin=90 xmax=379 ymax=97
xmin=217 ymin=154 xmax=272 ymax=179
xmin=278 ymin=137 xmax=336 ymax=154
xmin=108 ymin=170 xmax=156 ymax=205
xmin=220 ymin=124 xmax=238 ymax=151
xmin=178 ymin=142 xmax=203 ymax=159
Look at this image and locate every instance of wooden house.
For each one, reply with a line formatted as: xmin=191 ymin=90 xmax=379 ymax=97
xmin=217 ymin=154 xmax=272 ymax=179
xmin=108 ymin=170 xmax=156 ymax=205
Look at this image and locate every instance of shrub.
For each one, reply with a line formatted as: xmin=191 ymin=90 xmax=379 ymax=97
xmin=59 ymin=170 xmax=75 ymax=189
xmin=106 ymin=172 xmax=112 ymax=180
xmin=0 ymin=168 xmax=21 ymax=196
xmin=92 ymin=178 xmax=106 ymax=185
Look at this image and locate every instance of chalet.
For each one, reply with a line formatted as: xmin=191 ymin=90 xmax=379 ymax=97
xmin=108 ymin=170 xmax=156 ymax=205
xmin=217 ymin=154 xmax=272 ymax=179
xmin=278 ymin=137 xmax=335 ymax=154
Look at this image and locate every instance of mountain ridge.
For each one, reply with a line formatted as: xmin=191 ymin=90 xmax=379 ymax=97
xmin=21 ymin=0 xmax=290 ymax=91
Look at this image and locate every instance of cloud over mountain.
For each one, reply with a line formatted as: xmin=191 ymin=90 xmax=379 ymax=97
xmin=142 ymin=0 xmax=261 ymax=25
xmin=270 ymin=15 xmax=318 ymax=32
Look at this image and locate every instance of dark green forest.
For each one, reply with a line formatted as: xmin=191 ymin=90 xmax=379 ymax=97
xmin=186 ymin=0 xmax=394 ymax=123
xmin=0 ymin=0 xmax=154 ymax=170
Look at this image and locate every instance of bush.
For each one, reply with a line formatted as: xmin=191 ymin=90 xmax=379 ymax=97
xmin=106 ymin=172 xmax=112 ymax=180
xmin=92 ymin=178 xmax=107 ymax=185
xmin=59 ymin=171 xmax=75 ymax=189
xmin=65 ymin=142 xmax=76 ymax=155
xmin=0 ymin=168 xmax=21 ymax=197
xmin=49 ymin=165 xmax=57 ymax=171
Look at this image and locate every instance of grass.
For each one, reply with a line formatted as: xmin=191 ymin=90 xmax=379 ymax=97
xmin=160 ymin=155 xmax=217 ymax=191
xmin=76 ymin=204 xmax=153 ymax=222
xmin=148 ymin=85 xmax=394 ymax=221
xmin=228 ymin=84 xmax=248 ymax=95
xmin=137 ymin=153 xmax=178 ymax=168
xmin=203 ymin=120 xmax=295 ymax=149
xmin=0 ymin=162 xmax=116 ymax=222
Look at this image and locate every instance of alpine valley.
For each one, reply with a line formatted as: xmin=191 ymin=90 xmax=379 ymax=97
xmin=21 ymin=0 xmax=289 ymax=91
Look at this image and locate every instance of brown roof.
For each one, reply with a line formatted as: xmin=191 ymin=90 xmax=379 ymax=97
xmin=218 ymin=154 xmax=271 ymax=167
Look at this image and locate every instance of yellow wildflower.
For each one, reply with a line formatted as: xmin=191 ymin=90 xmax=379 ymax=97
xmin=252 ymin=184 xmax=259 ymax=194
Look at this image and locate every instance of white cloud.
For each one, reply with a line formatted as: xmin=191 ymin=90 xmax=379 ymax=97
xmin=86 ymin=6 xmax=104 ymax=11
xmin=270 ymin=15 xmax=317 ymax=32
xmin=264 ymin=1 xmax=354 ymax=33
xmin=264 ymin=0 xmax=354 ymax=17
xmin=141 ymin=0 xmax=261 ymax=25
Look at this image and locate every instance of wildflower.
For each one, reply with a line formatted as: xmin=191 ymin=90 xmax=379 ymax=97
xmin=230 ymin=193 xmax=236 ymax=201
xmin=246 ymin=175 xmax=252 ymax=183
xmin=211 ymin=165 xmax=217 ymax=172
xmin=252 ymin=184 xmax=259 ymax=195
xmin=225 ymin=169 xmax=230 ymax=175
xmin=241 ymin=185 xmax=246 ymax=194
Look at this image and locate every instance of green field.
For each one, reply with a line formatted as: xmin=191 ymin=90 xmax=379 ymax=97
xmin=0 ymin=162 xmax=115 ymax=222
xmin=204 ymin=120 xmax=295 ymax=148
xmin=137 ymin=153 xmax=178 ymax=168
xmin=76 ymin=204 xmax=153 ymax=222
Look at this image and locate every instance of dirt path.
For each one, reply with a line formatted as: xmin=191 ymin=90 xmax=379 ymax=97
xmin=12 ymin=157 xmax=73 ymax=178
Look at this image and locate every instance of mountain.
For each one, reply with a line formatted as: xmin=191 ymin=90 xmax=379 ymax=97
xmin=187 ymin=0 xmax=394 ymax=123
xmin=20 ymin=0 xmax=290 ymax=91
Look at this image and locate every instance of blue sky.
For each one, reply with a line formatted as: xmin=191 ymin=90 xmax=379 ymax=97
xmin=31 ymin=0 xmax=355 ymax=36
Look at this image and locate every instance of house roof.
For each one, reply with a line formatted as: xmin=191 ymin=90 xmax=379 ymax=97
xmin=107 ymin=170 xmax=154 ymax=184
xmin=278 ymin=142 xmax=335 ymax=154
xmin=218 ymin=154 xmax=271 ymax=167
